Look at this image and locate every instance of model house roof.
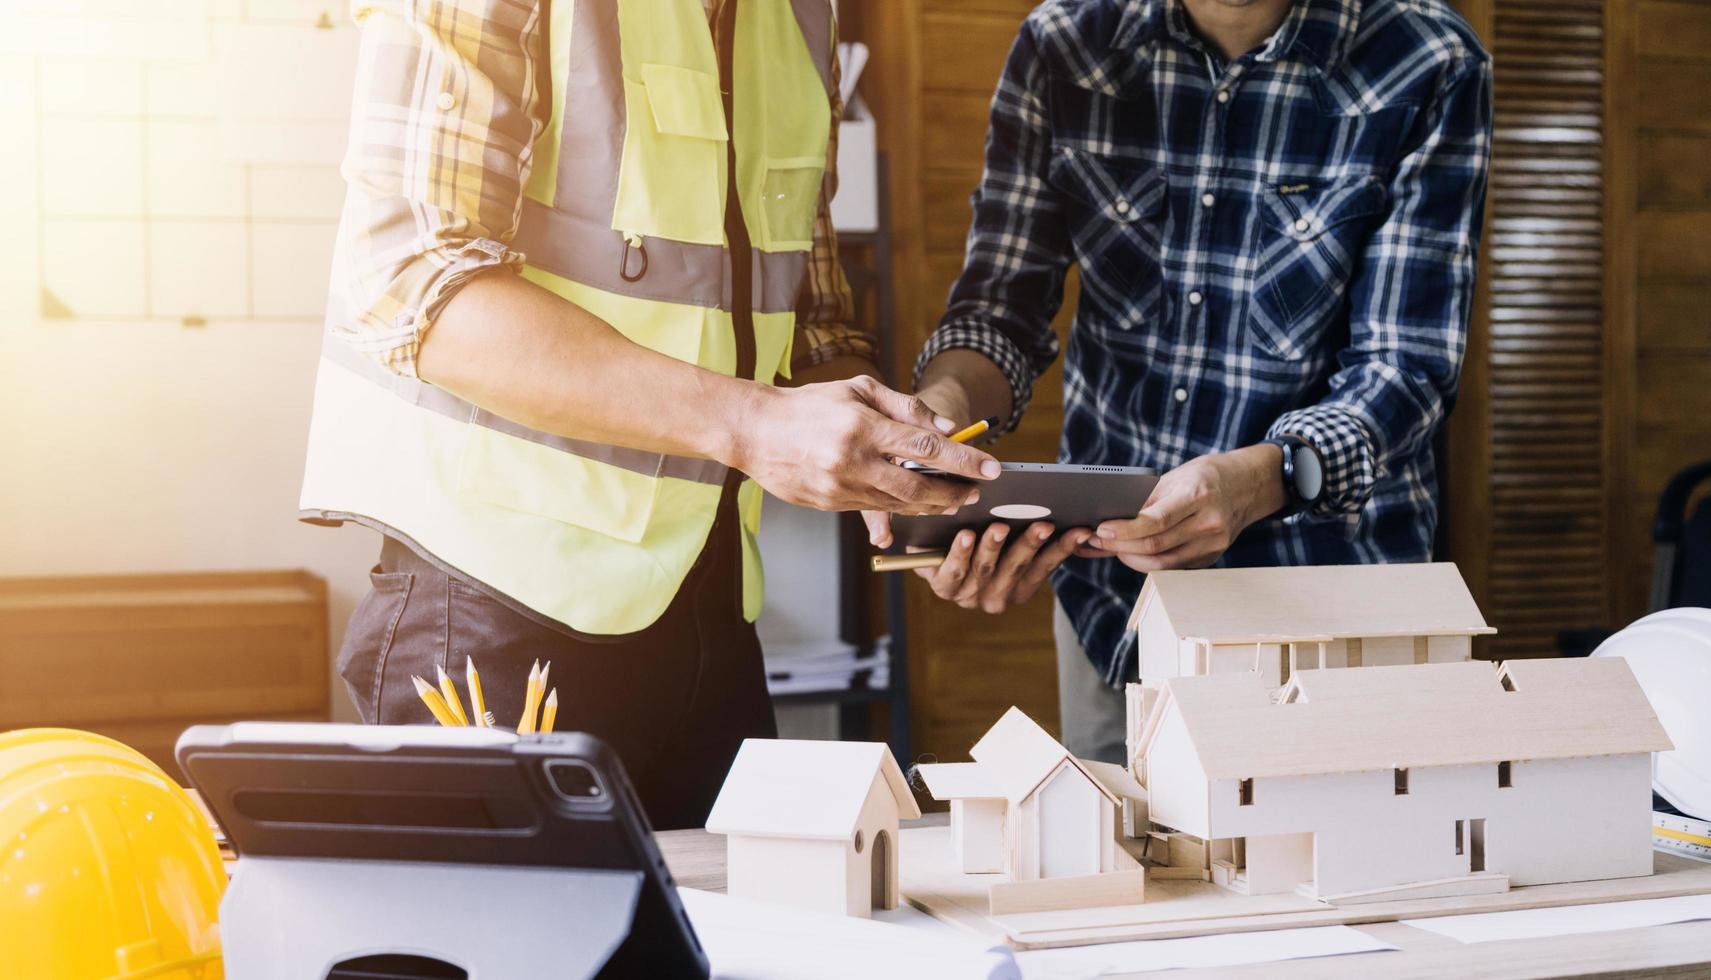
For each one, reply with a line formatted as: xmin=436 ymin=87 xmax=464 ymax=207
xmin=918 ymin=756 xmax=1142 ymax=803
xmin=915 ymin=761 xmax=1002 ymax=800
xmin=1126 ymin=562 xmax=1495 ymax=644
xmin=1141 ymin=658 xmax=1671 ymax=780
xmin=968 ymin=707 xmax=1122 ymax=806
xmin=705 ymin=739 xmax=921 ymax=840
xmin=1082 ymin=759 xmax=1147 ymax=802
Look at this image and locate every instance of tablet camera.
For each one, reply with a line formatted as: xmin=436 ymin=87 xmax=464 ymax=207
xmin=544 ymin=759 xmax=607 ymax=805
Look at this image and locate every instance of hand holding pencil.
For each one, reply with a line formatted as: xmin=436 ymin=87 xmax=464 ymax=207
xmin=870 ymin=417 xmax=996 ymax=573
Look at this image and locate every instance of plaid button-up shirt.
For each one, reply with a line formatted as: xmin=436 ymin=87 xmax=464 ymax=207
xmin=916 ymin=0 xmax=1492 ymax=683
xmin=332 ymin=0 xmax=865 ymax=379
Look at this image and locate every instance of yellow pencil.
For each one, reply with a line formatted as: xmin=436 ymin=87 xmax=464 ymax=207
xmin=518 ymin=660 xmax=543 ymax=734
xmin=437 ymin=666 xmax=470 ymax=726
xmin=411 ymin=675 xmax=461 ymax=727
xmin=465 ymin=659 xmax=489 ymax=728
xmin=533 ymin=662 xmax=552 ymax=731
xmin=949 ymin=417 xmax=998 ymax=444
xmin=540 ymin=688 xmax=558 ymax=733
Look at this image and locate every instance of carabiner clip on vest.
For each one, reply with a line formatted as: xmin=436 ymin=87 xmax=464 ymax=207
xmin=619 ymin=234 xmax=649 ymax=282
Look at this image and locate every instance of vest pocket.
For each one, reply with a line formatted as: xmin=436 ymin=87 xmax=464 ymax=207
xmin=1249 ymin=175 xmax=1388 ymax=360
xmin=456 ymin=427 xmax=662 ymax=544
xmin=760 ymin=156 xmax=825 ymax=250
xmin=614 ymin=63 xmax=729 ymax=247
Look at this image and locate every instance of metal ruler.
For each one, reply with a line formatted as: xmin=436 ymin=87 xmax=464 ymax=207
xmin=1655 ymin=810 xmax=1711 ymax=863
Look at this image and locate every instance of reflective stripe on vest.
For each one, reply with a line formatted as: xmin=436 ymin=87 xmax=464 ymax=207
xmin=300 ymin=0 xmax=835 ymax=635
xmin=319 ymin=337 xmax=729 ymax=486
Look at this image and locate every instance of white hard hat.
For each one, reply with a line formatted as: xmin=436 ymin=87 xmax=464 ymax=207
xmin=1592 ymin=608 xmax=1711 ymax=819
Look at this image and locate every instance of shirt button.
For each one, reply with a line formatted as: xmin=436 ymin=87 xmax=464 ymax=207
xmin=1201 ymin=192 xmax=1215 ymax=208
xmin=1188 ymin=290 xmax=1204 ymax=306
xmin=436 ymin=91 xmax=456 ymax=111
xmin=1115 ymin=199 xmax=1131 ymax=214
xmin=1216 ymin=89 xmax=1231 ymax=104
xmin=1294 ymin=217 xmax=1311 ymax=232
xmin=1174 ymin=387 xmax=1189 ymax=403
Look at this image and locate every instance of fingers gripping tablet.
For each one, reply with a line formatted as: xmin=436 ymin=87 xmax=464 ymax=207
xmin=888 ymin=463 xmax=1158 ymax=550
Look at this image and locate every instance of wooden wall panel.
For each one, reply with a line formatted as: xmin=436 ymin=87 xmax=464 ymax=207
xmin=1609 ymin=0 xmax=1711 ymax=621
xmin=1635 ymin=1 xmax=1711 ymax=59
xmin=1636 ymin=133 xmax=1711 ymax=206
xmin=1634 ymin=62 xmax=1711 ymax=129
xmin=1637 ymin=284 xmax=1711 ymax=350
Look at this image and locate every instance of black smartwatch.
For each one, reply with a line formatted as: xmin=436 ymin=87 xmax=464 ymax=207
xmin=1263 ymin=434 xmax=1326 ymax=517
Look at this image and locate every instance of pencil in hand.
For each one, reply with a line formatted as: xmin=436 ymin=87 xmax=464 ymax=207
xmin=872 ymin=551 xmax=948 ymax=573
xmin=948 ymin=417 xmax=998 ymax=444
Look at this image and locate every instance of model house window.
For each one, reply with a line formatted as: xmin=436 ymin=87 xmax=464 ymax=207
xmin=1394 ymin=768 xmax=1409 ymax=795
xmin=1455 ymin=819 xmax=1464 ymax=856
xmin=1498 ymin=761 xmax=1513 ymax=788
xmin=1500 ymin=674 xmax=1516 ymax=692
xmin=1238 ymin=778 xmax=1254 ymax=806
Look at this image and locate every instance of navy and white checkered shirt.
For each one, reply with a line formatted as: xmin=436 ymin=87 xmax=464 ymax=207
xmin=914 ymin=0 xmax=1492 ymax=685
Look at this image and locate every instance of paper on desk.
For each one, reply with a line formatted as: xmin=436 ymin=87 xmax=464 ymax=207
xmin=679 ymin=887 xmax=1021 ymax=980
xmin=1013 ymin=926 xmax=1397 ymax=978
xmin=1403 ymin=894 xmax=1711 ymax=944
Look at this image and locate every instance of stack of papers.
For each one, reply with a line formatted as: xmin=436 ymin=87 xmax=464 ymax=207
xmin=681 ymin=887 xmax=1401 ymax=979
xmin=1403 ymin=894 xmax=1711 ymax=944
xmin=680 ymin=887 xmax=1019 ymax=980
xmin=764 ymin=638 xmax=889 ymax=696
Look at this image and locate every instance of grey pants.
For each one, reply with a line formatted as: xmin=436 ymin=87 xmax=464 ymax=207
xmin=1052 ymin=600 xmax=1128 ymax=764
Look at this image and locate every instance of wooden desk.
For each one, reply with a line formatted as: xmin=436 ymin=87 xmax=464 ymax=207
xmin=657 ymin=825 xmax=1711 ymax=979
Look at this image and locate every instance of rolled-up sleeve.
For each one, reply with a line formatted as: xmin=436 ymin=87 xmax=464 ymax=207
xmin=1269 ymin=50 xmax=1492 ymax=522
xmin=913 ymin=18 xmax=1067 ymax=434
xmin=327 ymin=0 xmax=546 ymax=377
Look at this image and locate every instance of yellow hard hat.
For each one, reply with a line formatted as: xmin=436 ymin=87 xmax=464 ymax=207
xmin=0 ymin=728 xmax=225 ymax=980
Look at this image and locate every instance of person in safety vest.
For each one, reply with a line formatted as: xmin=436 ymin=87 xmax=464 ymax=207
xmin=302 ymin=0 xmax=997 ymax=829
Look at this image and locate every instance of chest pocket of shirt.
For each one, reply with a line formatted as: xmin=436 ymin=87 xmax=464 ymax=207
xmin=1250 ymin=175 xmax=1389 ymax=360
xmin=1047 ymin=146 xmax=1167 ymax=338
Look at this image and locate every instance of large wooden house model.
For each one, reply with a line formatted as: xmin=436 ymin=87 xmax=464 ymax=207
xmin=1134 ymin=657 xmax=1671 ymax=903
xmin=1126 ymin=562 xmax=1495 ymax=687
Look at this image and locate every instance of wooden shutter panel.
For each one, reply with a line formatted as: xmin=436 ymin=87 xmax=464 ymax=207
xmin=1480 ymin=0 xmax=1610 ymax=658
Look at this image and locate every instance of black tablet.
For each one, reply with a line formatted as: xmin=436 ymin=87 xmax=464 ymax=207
xmin=176 ymin=723 xmax=707 ymax=980
xmin=891 ymin=461 xmax=1158 ymax=550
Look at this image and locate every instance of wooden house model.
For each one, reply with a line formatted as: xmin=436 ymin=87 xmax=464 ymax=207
xmin=1135 ymin=658 xmax=1670 ymax=903
xmin=705 ymin=738 xmax=920 ymax=918
xmin=1126 ymin=562 xmax=1495 ymax=688
xmin=917 ymin=707 xmax=1147 ymax=913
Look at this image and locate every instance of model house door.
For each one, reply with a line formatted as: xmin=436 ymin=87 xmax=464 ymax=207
xmin=1455 ymin=818 xmax=1488 ymax=873
xmin=1037 ymin=765 xmax=1100 ymax=878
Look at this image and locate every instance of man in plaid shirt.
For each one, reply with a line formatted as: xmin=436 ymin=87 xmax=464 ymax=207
xmin=865 ymin=0 xmax=1492 ymax=761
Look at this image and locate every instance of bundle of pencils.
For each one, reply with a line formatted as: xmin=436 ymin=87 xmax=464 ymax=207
xmin=411 ymin=658 xmax=557 ymax=733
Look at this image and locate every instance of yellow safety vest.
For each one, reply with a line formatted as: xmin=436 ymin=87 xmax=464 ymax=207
xmin=300 ymin=0 xmax=834 ymax=634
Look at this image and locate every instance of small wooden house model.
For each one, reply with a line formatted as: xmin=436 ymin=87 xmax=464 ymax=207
xmin=917 ymin=707 xmax=1147 ymax=913
xmin=706 ymin=738 xmax=921 ymax=918
xmin=1135 ymin=658 xmax=1670 ymax=903
xmin=1126 ymin=562 xmax=1494 ymax=687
